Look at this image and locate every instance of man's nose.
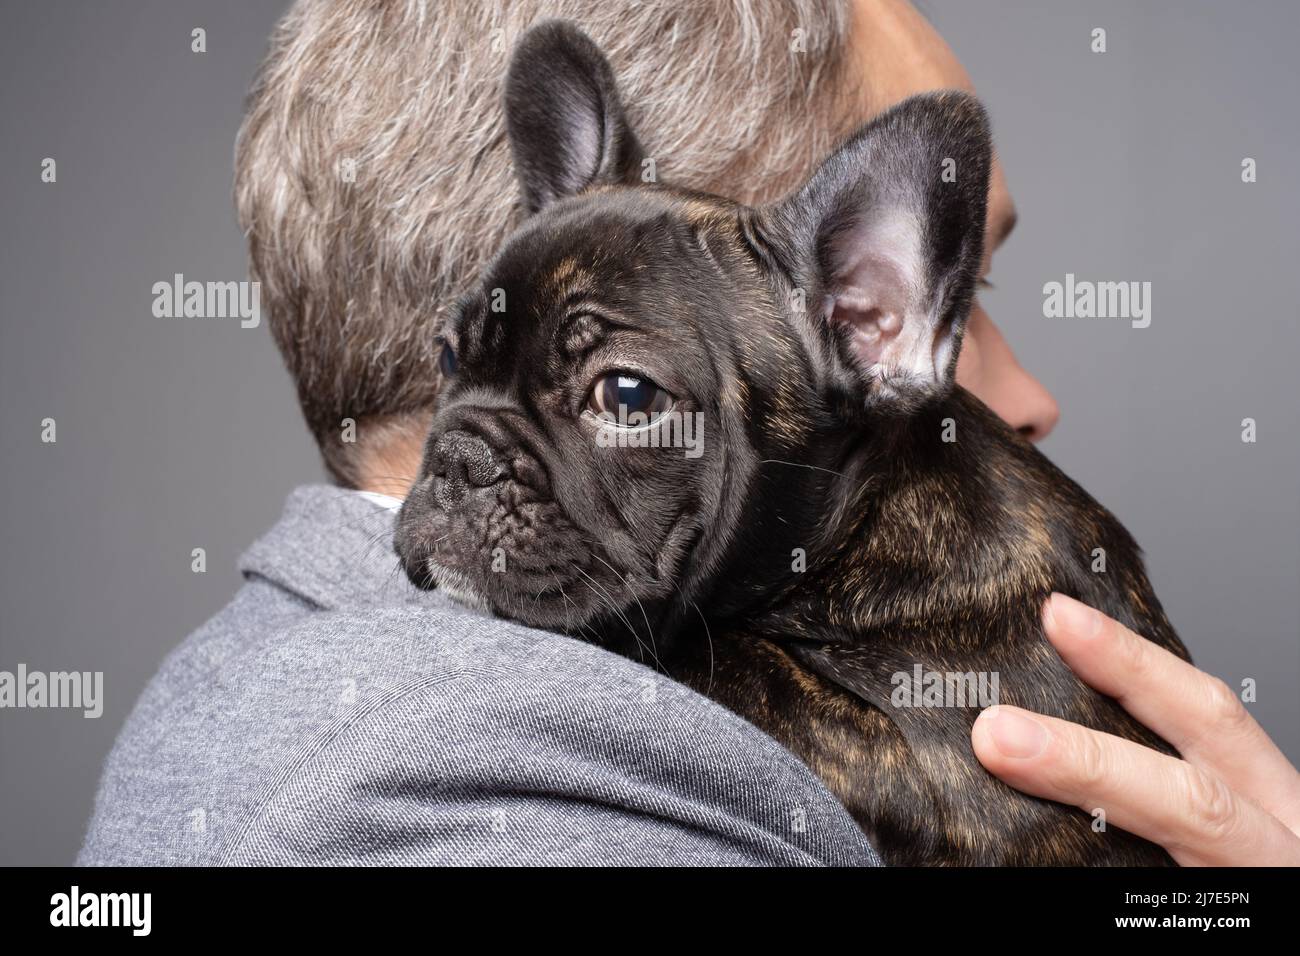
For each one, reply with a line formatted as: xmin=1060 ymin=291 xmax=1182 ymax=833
xmin=1006 ymin=371 xmax=1060 ymax=443
xmin=957 ymin=307 xmax=1061 ymax=443
xmin=430 ymin=429 xmax=505 ymax=507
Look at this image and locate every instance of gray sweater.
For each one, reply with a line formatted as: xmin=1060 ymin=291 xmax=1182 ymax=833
xmin=78 ymin=485 xmax=878 ymax=866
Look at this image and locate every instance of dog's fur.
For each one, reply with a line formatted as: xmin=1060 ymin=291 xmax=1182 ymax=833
xmin=395 ymin=22 xmax=1190 ymax=865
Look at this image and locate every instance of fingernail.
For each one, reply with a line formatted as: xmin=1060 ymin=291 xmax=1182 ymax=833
xmin=1046 ymin=592 xmax=1101 ymax=638
xmin=985 ymin=706 xmax=1049 ymax=758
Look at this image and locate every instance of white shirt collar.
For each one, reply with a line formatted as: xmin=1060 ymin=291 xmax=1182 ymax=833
xmin=354 ymin=490 xmax=404 ymax=511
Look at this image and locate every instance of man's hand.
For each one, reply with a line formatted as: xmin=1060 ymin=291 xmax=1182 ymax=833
xmin=971 ymin=592 xmax=1300 ymax=865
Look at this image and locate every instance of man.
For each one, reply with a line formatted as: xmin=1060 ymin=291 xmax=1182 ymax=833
xmin=80 ymin=0 xmax=1300 ymax=865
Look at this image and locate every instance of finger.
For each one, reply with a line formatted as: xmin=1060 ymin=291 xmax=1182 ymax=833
xmin=1043 ymin=592 xmax=1300 ymax=830
xmin=971 ymin=705 xmax=1300 ymax=866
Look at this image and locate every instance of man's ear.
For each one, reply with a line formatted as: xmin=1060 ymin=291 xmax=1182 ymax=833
xmin=503 ymin=20 xmax=645 ymax=215
xmin=761 ymin=91 xmax=991 ymax=413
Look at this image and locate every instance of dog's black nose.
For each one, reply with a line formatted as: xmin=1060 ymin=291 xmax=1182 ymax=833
xmin=430 ymin=429 xmax=505 ymax=507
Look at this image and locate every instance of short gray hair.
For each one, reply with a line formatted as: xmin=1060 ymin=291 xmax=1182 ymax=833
xmin=235 ymin=0 xmax=858 ymax=485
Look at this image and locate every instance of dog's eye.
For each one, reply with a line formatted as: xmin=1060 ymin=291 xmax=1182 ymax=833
xmin=438 ymin=341 xmax=458 ymax=378
xmin=588 ymin=372 xmax=673 ymax=425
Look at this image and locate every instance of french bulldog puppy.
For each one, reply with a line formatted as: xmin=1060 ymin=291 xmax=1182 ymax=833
xmin=395 ymin=21 xmax=1190 ymax=865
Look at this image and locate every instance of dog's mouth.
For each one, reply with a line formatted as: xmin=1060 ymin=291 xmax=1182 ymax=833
xmin=417 ymin=558 xmax=576 ymax=616
xmin=396 ymin=503 xmax=624 ymax=630
xmin=420 ymin=562 xmax=492 ymax=611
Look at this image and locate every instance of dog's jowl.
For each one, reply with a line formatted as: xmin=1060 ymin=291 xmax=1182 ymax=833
xmin=395 ymin=21 xmax=1189 ymax=865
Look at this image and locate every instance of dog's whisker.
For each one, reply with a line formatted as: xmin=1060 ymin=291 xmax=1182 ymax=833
xmin=574 ymin=576 xmax=643 ymax=655
xmin=573 ymin=566 xmax=660 ymax=667
xmin=587 ymin=551 xmax=662 ymax=671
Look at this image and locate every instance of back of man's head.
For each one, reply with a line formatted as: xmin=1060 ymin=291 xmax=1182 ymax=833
xmin=236 ymin=0 xmax=857 ymax=487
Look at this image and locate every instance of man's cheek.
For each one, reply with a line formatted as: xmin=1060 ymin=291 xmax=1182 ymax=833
xmin=954 ymin=313 xmax=985 ymax=392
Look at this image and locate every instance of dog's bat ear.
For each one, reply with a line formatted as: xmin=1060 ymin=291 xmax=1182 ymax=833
xmin=504 ymin=21 xmax=645 ymax=215
xmin=761 ymin=91 xmax=991 ymax=413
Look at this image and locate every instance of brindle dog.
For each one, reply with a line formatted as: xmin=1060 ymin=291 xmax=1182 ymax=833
xmin=395 ymin=21 xmax=1189 ymax=865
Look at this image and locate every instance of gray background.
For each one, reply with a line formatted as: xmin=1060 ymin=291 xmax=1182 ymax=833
xmin=0 ymin=0 xmax=1296 ymax=865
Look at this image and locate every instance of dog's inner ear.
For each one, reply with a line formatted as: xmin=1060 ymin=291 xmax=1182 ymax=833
xmin=824 ymin=206 xmax=933 ymax=378
xmin=504 ymin=21 xmax=645 ymax=215
xmin=766 ymin=91 xmax=992 ymax=409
